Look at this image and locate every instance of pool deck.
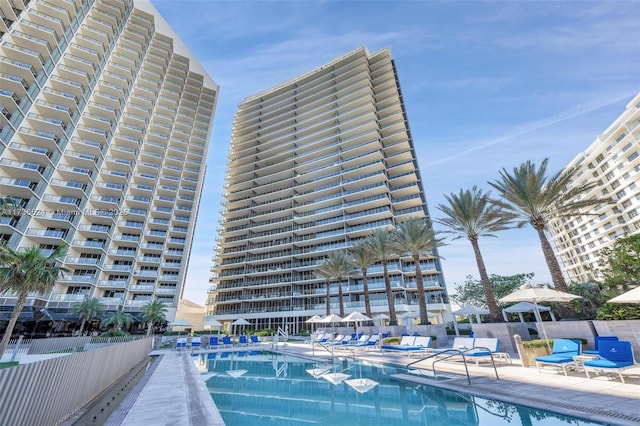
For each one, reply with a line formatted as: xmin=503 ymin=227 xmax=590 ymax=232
xmin=109 ymin=343 xmax=640 ymax=426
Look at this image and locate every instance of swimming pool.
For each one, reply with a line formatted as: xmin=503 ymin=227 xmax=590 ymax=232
xmin=197 ymin=351 xmax=603 ymax=426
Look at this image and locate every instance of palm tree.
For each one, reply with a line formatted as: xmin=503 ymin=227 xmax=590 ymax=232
xmin=315 ymin=264 xmax=334 ymax=317
xmin=316 ymin=251 xmax=354 ymax=317
xmin=489 ymin=158 xmax=611 ymax=295
xmin=436 ymin=186 xmax=519 ymax=322
xmin=393 ymin=217 xmax=445 ymax=325
xmin=72 ymin=296 xmax=104 ymax=336
xmin=141 ymin=300 xmax=167 ymax=336
xmin=364 ymin=227 xmax=400 ymax=325
xmin=101 ymin=309 xmax=133 ymax=333
xmin=0 ymin=243 xmax=69 ymax=358
xmin=348 ymin=241 xmax=376 ymax=319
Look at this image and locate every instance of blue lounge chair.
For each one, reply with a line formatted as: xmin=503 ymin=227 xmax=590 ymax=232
xmin=209 ymin=336 xmax=221 ymax=348
xmin=535 ymin=339 xmax=581 ymax=375
xmin=382 ymin=336 xmax=432 ymax=356
xmin=250 ymin=335 xmax=261 ymax=345
xmin=222 ymin=336 xmax=233 ymax=347
xmin=238 ymin=335 xmax=249 ymax=346
xmin=583 ymin=341 xmax=636 ymax=383
xmin=463 ymin=338 xmax=505 ymax=366
xmin=191 ymin=337 xmax=201 ymax=351
xmin=348 ymin=334 xmax=379 ymax=349
xmin=584 ymin=336 xmax=619 ymax=355
xmin=176 ymin=338 xmax=187 ymax=351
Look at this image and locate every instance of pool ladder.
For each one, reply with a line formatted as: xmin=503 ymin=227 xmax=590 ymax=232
xmin=406 ymin=346 xmax=500 ymax=385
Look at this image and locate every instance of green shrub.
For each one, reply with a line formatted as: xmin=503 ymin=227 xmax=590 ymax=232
xmin=101 ymin=329 xmax=130 ymax=337
xmin=255 ymin=328 xmax=274 ymax=337
xmin=383 ymin=337 xmax=401 ymax=345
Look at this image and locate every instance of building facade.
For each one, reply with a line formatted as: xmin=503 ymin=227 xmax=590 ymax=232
xmin=207 ymin=47 xmax=450 ymax=333
xmin=0 ymin=0 xmax=218 ymax=327
xmin=549 ymin=93 xmax=640 ymax=283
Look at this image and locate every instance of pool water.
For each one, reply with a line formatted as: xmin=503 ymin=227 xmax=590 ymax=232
xmin=196 ymin=351 xmax=603 ymax=426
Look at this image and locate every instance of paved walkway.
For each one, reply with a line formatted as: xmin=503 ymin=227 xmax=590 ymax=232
xmin=107 ymin=343 xmax=640 ymax=426
xmin=106 ymin=350 xmax=224 ymax=426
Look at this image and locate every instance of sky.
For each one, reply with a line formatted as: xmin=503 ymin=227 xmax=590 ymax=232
xmin=148 ymin=0 xmax=640 ymax=306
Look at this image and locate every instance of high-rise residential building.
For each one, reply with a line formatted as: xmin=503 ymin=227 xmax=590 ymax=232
xmin=207 ymin=47 xmax=450 ymax=333
xmin=549 ymin=93 xmax=640 ymax=283
xmin=0 ymin=0 xmax=218 ymax=324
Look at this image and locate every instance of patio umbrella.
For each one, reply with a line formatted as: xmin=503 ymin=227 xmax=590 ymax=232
xmin=371 ymin=313 xmax=389 ymax=326
xmin=231 ymin=318 xmax=251 ymax=336
xmin=320 ymin=314 xmax=343 ymax=335
xmin=305 ymin=315 xmax=322 ymax=333
xmin=168 ymin=318 xmax=193 ymax=337
xmin=499 ymin=284 xmax=581 ymax=349
xmin=453 ymin=305 xmax=489 ymax=324
xmin=343 ymin=311 xmax=371 ymax=336
xmin=204 ymin=318 xmax=223 ymax=335
xmin=608 ymin=286 xmax=640 ymax=304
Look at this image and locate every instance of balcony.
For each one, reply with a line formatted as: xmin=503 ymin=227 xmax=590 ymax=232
xmin=98 ymin=280 xmax=129 ymax=289
xmin=49 ymin=293 xmax=87 ymax=302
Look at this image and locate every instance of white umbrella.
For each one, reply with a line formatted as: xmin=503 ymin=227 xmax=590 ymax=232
xmin=305 ymin=314 xmax=323 ymax=333
xmin=320 ymin=314 xmax=343 ymax=323
xmin=204 ymin=318 xmax=223 ymax=335
xmin=608 ymin=287 xmax=640 ymax=304
xmin=499 ymin=284 xmax=581 ymax=349
xmin=453 ymin=305 xmax=489 ymax=324
xmin=371 ymin=313 xmax=389 ymax=324
xmin=342 ymin=311 xmax=371 ymax=322
xmin=168 ymin=318 xmax=192 ymax=338
xmin=169 ymin=318 xmax=193 ymax=327
xmin=343 ymin=311 xmax=371 ymax=336
xmin=231 ymin=318 xmax=251 ymax=336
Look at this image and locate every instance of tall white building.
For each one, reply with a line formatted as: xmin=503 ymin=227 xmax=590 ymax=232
xmin=0 ymin=0 xmax=218 ymax=325
xmin=207 ymin=47 xmax=450 ymax=333
xmin=549 ymin=93 xmax=640 ymax=283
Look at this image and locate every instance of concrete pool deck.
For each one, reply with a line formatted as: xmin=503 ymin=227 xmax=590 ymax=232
xmin=108 ymin=343 xmax=640 ymax=426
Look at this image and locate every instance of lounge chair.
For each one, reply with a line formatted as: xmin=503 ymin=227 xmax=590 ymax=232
xmin=382 ymin=336 xmax=432 ymax=356
xmin=463 ymin=338 xmax=506 ymax=366
xmin=341 ymin=334 xmax=370 ymax=348
xmin=349 ymin=334 xmax=379 ymax=349
xmin=535 ymin=339 xmax=581 ymax=375
xmin=249 ymin=335 xmax=262 ymax=345
xmin=191 ymin=337 xmax=202 ymax=351
xmin=329 ymin=335 xmax=350 ymax=346
xmin=238 ymin=335 xmax=249 ymax=346
xmin=176 ymin=338 xmax=187 ymax=351
xmin=222 ymin=336 xmax=233 ymax=347
xmin=584 ymin=336 xmax=619 ymax=355
xmin=583 ymin=340 xmax=636 ymax=383
xmin=431 ymin=337 xmax=475 ymax=356
xmin=209 ymin=336 xmax=221 ymax=348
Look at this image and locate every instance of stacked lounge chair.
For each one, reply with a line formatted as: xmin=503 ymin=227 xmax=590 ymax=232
xmin=382 ymin=336 xmax=432 ymax=356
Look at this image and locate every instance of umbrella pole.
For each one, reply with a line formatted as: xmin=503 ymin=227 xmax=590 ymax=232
xmin=535 ymin=301 xmax=552 ymax=352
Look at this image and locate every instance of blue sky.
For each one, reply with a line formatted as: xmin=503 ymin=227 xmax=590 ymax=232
xmin=149 ymin=0 xmax=640 ymax=305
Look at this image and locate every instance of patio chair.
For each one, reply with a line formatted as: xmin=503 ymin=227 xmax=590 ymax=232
xmin=222 ymin=336 xmax=233 ymax=347
xmin=238 ymin=335 xmax=249 ymax=346
xmin=583 ymin=336 xmax=619 ymax=355
xmin=329 ymin=335 xmax=349 ymax=346
xmin=176 ymin=338 xmax=187 ymax=351
xmin=249 ymin=335 xmax=262 ymax=345
xmin=349 ymin=334 xmax=379 ymax=349
xmin=209 ymin=336 xmax=222 ymax=348
xmin=583 ymin=340 xmax=636 ymax=383
xmin=535 ymin=339 xmax=581 ymax=375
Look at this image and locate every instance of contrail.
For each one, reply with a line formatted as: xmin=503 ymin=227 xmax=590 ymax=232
xmin=426 ymin=92 xmax=636 ymax=167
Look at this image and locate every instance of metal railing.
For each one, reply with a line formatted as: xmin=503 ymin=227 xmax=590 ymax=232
xmin=0 ymin=337 xmax=153 ymax=426
xmin=406 ymin=346 xmax=500 ymax=385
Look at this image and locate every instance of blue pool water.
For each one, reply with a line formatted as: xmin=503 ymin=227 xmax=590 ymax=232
xmin=196 ymin=351 xmax=603 ymax=426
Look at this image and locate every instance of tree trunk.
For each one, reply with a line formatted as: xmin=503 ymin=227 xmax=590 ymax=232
xmin=146 ymin=321 xmax=153 ymax=337
xmin=337 ymin=278 xmax=345 ymax=317
xmin=383 ymin=261 xmax=397 ymax=325
xmin=470 ymin=238 xmax=502 ymax=322
xmin=536 ymin=226 xmax=574 ymax=319
xmin=362 ymin=269 xmax=372 ymax=319
xmin=79 ymin=317 xmax=87 ymax=336
xmin=325 ymin=279 xmax=331 ymax=317
xmin=536 ymin=227 xmax=568 ymax=292
xmin=0 ymin=291 xmax=28 ymax=359
xmin=413 ymin=255 xmax=430 ymax=325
